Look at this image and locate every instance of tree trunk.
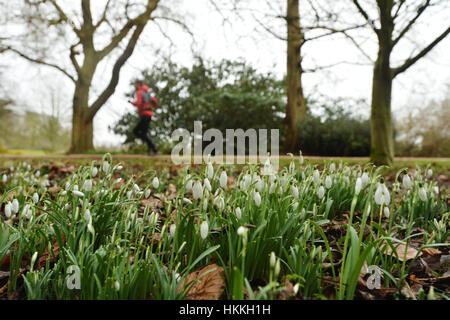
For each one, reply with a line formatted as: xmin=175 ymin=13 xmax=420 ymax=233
xmin=285 ymin=0 xmax=306 ymax=153
xmin=370 ymin=1 xmax=394 ymax=166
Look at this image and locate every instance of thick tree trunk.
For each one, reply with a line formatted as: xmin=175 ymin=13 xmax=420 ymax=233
xmin=285 ymin=0 xmax=306 ymax=153
xmin=370 ymin=1 xmax=394 ymax=166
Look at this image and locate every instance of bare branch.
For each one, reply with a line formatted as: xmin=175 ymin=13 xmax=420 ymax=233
xmin=392 ymin=26 xmax=450 ymax=77
xmin=94 ymin=0 xmax=112 ymax=29
xmin=392 ymin=0 xmax=431 ymax=47
xmin=4 ymin=46 xmax=76 ymax=83
xmin=351 ymin=0 xmax=379 ymax=35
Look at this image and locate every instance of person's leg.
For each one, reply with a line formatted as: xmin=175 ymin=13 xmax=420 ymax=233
xmin=140 ymin=116 xmax=158 ymax=153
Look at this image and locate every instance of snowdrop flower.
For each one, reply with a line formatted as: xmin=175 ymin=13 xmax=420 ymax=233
xmin=427 ymin=169 xmax=432 ymax=178
xmin=83 ymin=179 xmax=93 ymax=192
xmin=170 ymin=224 xmax=176 ymax=237
xmin=355 ymin=177 xmax=362 ymax=195
xmin=270 ymin=252 xmax=276 ymax=268
xmin=73 ymin=185 xmax=79 ymax=191
xmin=299 ymin=153 xmax=304 ymax=165
xmin=255 ymin=177 xmax=264 ymax=192
xmin=254 ymin=191 xmax=261 ymax=207
xmin=219 ymin=171 xmax=227 ymax=189
xmin=114 ymin=281 xmax=120 ymax=292
xmin=432 ymin=186 xmax=439 ymax=195
xmin=274 ymin=259 xmax=281 ymax=278
xmin=102 ymin=161 xmax=110 ymax=172
xmin=418 ymin=187 xmax=427 ymax=201
xmin=290 ymin=185 xmax=299 ymax=198
xmin=344 ymin=166 xmax=350 ymax=175
xmin=384 ymin=207 xmax=390 ymax=218
xmin=237 ymin=226 xmax=247 ymax=237
xmin=32 ymin=193 xmax=39 ymax=204
xmin=292 ymin=202 xmax=299 ymax=211
xmin=126 ymin=191 xmax=133 ymax=199
xmin=91 ymin=166 xmax=98 ymax=177
xmin=280 ymin=174 xmax=288 ymax=188
xmin=4 ymin=203 xmax=12 ymax=219
xmin=402 ymin=174 xmax=412 ymax=190
xmin=87 ymin=217 xmax=95 ymax=235
xmin=152 ymin=177 xmax=159 ymax=189
xmin=313 ymin=170 xmax=320 ymax=185
xmin=200 ymin=221 xmax=209 ymax=240
xmin=293 ymin=283 xmax=300 ymax=295
xmin=240 ymin=174 xmax=252 ymax=191
xmin=22 ymin=204 xmax=32 ymax=219
xmin=235 ymin=207 xmax=242 ymax=220
xmin=2 ymin=174 xmax=7 ymax=183
xmin=148 ymin=212 xmax=159 ymax=225
xmin=84 ymin=209 xmax=91 ymax=221
xmin=206 ymin=162 xmax=214 ymax=180
xmin=192 ymin=181 xmax=203 ymax=200
xmin=329 ymin=163 xmax=335 ymax=173
xmin=204 ymin=178 xmax=212 ymax=192
xmin=133 ymin=184 xmax=140 ymax=192
xmin=289 ymin=161 xmax=295 ymax=174
xmin=185 ymin=179 xmax=193 ymax=193
xmin=145 ymin=189 xmax=151 ymax=198
xmin=73 ymin=190 xmax=85 ymax=197
xmin=325 ymin=176 xmax=332 ymax=189
xmin=213 ymin=196 xmax=225 ymax=211
xmin=35 ymin=171 xmax=40 ymax=178
xmin=361 ymin=172 xmax=370 ymax=187
xmin=182 ymin=197 xmax=192 ymax=205
xmin=317 ymin=186 xmax=325 ymax=199
xmin=12 ymin=199 xmax=19 ymax=214
xmin=374 ymin=183 xmax=390 ymax=205
xmin=269 ymin=183 xmax=277 ymax=194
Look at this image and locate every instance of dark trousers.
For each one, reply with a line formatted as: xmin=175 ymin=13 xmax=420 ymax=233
xmin=133 ymin=116 xmax=157 ymax=152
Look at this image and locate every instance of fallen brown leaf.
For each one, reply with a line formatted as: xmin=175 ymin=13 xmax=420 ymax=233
xmin=178 ymin=264 xmax=225 ymax=300
xmin=381 ymin=242 xmax=422 ymax=262
xmin=421 ymin=247 xmax=442 ymax=258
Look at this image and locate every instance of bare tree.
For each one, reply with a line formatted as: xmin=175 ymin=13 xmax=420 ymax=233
xmin=1 ymin=0 xmax=161 ymax=153
xmin=347 ymin=0 xmax=450 ymax=165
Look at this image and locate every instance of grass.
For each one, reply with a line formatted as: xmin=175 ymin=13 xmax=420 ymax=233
xmin=0 ymin=153 xmax=448 ymax=300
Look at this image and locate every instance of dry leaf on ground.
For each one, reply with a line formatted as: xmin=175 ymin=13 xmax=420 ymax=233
xmin=381 ymin=242 xmax=422 ymax=262
xmin=178 ymin=264 xmax=225 ymax=300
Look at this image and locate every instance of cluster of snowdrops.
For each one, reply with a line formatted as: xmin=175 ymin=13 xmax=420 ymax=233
xmin=0 ymin=153 xmax=448 ymax=300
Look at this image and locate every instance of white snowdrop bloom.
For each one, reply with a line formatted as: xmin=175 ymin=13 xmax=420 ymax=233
xmin=213 ymin=196 xmax=225 ymax=211
xmin=73 ymin=185 xmax=79 ymax=191
xmin=73 ymin=190 xmax=85 ymax=197
xmin=12 ymin=199 xmax=19 ymax=214
xmin=344 ymin=176 xmax=350 ymax=184
xmin=237 ymin=226 xmax=247 ymax=237
xmin=313 ymin=170 xmax=320 ymax=185
xmin=35 ymin=171 xmax=40 ymax=178
xmin=206 ymin=162 xmax=214 ymax=180
xmin=185 ymin=179 xmax=193 ymax=193
xmin=116 ymin=165 xmax=123 ymax=171
xmin=432 ymin=186 xmax=439 ymax=194
xmin=291 ymin=185 xmax=299 ymax=198
xmin=402 ymin=174 xmax=412 ymax=190
xmin=374 ymin=183 xmax=390 ymax=205
xmin=270 ymin=252 xmax=276 ymax=268
xmin=84 ymin=209 xmax=91 ymax=221
xmin=318 ymin=186 xmax=325 ymax=199
xmin=22 ymin=204 xmax=32 ymax=219
xmin=62 ymin=191 xmax=67 ymax=196
xmin=293 ymin=283 xmax=300 ymax=295
xmin=240 ymin=174 xmax=251 ymax=191
xmin=361 ymin=172 xmax=370 ymax=187
xmin=193 ymin=181 xmax=203 ymax=200
xmin=274 ymin=259 xmax=281 ymax=278
xmin=170 ymin=224 xmax=176 ymax=237
xmin=384 ymin=207 xmax=390 ymax=218
xmin=144 ymin=189 xmax=151 ymax=199
xmin=219 ymin=171 xmax=227 ymax=189
xmin=418 ymin=187 xmax=427 ymax=202
xmin=102 ymin=161 xmax=110 ymax=172
xmin=2 ymin=174 xmax=7 ymax=183
xmin=325 ymin=176 xmax=332 ymax=189
xmin=87 ymin=218 xmax=95 ymax=235
xmin=4 ymin=203 xmax=12 ymax=219
xmin=329 ymin=163 xmax=335 ymax=173
xmin=126 ymin=191 xmax=133 ymax=199
xmin=203 ymin=198 xmax=209 ymax=210
xmin=254 ymin=192 xmax=261 ymax=207
xmin=289 ymin=162 xmax=295 ymax=174
xmin=427 ymin=169 xmax=432 ymax=178
xmin=115 ymin=178 xmax=122 ymax=184
xmin=355 ymin=177 xmax=362 ymax=195
xmin=263 ymin=158 xmax=275 ymax=176
xmin=32 ymin=193 xmax=39 ymax=204
xmin=152 ymin=177 xmax=159 ymax=189
xmin=235 ymin=207 xmax=242 ymax=220
xmin=83 ymin=179 xmax=93 ymax=192
xmin=255 ymin=178 xmax=264 ymax=192
xmin=344 ymin=166 xmax=350 ymax=175
xmin=280 ymin=174 xmax=288 ymax=188
xmin=183 ymin=197 xmax=192 ymax=205
xmin=269 ymin=183 xmax=277 ymax=194
xmin=114 ymin=281 xmax=120 ymax=292
xmin=292 ymin=202 xmax=299 ymax=211
xmin=200 ymin=221 xmax=209 ymax=240
xmin=133 ymin=184 xmax=140 ymax=192
xmin=148 ymin=212 xmax=159 ymax=225
xmin=204 ymin=178 xmax=212 ymax=192
xmin=299 ymin=154 xmax=304 ymax=165
xmin=91 ymin=166 xmax=98 ymax=177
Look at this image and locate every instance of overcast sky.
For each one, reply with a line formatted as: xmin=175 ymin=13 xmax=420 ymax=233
xmin=2 ymin=0 xmax=450 ymax=148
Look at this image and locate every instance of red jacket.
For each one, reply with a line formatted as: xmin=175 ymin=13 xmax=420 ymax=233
xmin=131 ymin=85 xmax=158 ymax=117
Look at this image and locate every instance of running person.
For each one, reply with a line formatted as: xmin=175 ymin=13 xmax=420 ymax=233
xmin=129 ymin=80 xmax=158 ymax=155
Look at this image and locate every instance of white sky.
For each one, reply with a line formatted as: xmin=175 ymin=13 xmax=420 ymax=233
xmin=2 ymin=0 xmax=450 ymax=148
